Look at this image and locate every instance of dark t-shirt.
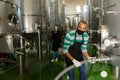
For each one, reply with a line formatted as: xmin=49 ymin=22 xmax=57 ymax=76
xmin=51 ymin=31 xmax=62 ymax=51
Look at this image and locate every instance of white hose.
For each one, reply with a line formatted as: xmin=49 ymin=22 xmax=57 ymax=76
xmin=54 ymin=57 xmax=112 ymax=80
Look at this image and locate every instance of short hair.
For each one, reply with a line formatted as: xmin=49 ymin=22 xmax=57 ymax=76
xmin=78 ymin=21 xmax=87 ymax=25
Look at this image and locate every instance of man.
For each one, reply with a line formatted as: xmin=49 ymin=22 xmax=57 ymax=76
xmin=63 ymin=21 xmax=91 ymax=80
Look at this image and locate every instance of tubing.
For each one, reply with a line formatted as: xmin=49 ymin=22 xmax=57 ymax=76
xmin=54 ymin=57 xmax=112 ymax=80
xmin=54 ymin=60 xmax=88 ymax=80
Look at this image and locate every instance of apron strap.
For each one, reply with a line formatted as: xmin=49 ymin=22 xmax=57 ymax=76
xmin=82 ymin=33 xmax=84 ymax=43
xmin=74 ymin=31 xmax=77 ymax=42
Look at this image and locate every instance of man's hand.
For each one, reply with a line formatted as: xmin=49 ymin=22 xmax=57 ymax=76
xmin=88 ymin=57 xmax=96 ymax=64
xmin=72 ymin=59 xmax=81 ymax=67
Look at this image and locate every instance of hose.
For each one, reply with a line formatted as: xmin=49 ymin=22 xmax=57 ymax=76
xmin=54 ymin=57 xmax=112 ymax=80
xmin=87 ymin=63 xmax=92 ymax=78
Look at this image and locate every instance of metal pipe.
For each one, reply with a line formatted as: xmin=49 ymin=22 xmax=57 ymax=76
xmin=114 ymin=66 xmax=119 ymax=79
xmin=20 ymin=36 xmax=23 ymax=50
xmin=37 ymin=24 xmax=42 ymax=60
xmin=54 ymin=56 xmax=113 ymax=80
xmin=14 ymin=51 xmax=24 ymax=75
xmin=47 ymin=43 xmax=50 ymax=55
xmin=19 ymin=54 xmax=23 ymax=75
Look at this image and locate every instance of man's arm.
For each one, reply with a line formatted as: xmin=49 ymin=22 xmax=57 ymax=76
xmin=65 ymin=51 xmax=82 ymax=67
xmin=82 ymin=33 xmax=90 ymax=59
xmin=63 ymin=32 xmax=75 ymax=61
xmin=83 ymin=51 xmax=90 ymax=59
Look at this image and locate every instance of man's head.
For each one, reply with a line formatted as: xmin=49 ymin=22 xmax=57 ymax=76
xmin=76 ymin=21 xmax=88 ymax=35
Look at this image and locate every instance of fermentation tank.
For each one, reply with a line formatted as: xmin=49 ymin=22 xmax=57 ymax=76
xmin=102 ymin=1 xmax=120 ymax=78
xmin=101 ymin=0 xmax=120 ymax=67
xmin=72 ymin=15 xmax=81 ymax=28
xmin=0 ymin=0 xmax=22 ymax=53
xmin=49 ymin=0 xmax=65 ymax=29
xmin=21 ymin=0 xmax=51 ymax=60
xmin=21 ymin=0 xmax=48 ymax=33
xmin=88 ymin=0 xmax=120 ymax=79
xmin=21 ymin=0 xmax=39 ymax=33
xmin=0 ymin=0 xmax=22 ymax=34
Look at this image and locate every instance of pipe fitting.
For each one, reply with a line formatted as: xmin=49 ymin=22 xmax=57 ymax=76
xmin=103 ymin=36 xmax=120 ymax=48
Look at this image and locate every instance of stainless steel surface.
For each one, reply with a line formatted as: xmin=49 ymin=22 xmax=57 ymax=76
xmin=89 ymin=0 xmax=120 ymax=66
xmin=49 ymin=0 xmax=65 ymax=29
xmin=103 ymin=36 xmax=120 ymax=48
xmin=0 ymin=0 xmax=22 ymax=35
xmin=0 ymin=0 xmax=23 ymax=76
xmin=100 ymin=25 xmax=109 ymax=51
xmin=37 ymin=24 xmax=42 ymax=60
xmin=0 ymin=36 xmax=11 ymax=53
xmin=113 ymin=66 xmax=120 ymax=80
xmin=20 ymin=35 xmax=23 ymax=50
xmin=72 ymin=16 xmax=81 ymax=29
xmin=15 ymin=51 xmax=24 ymax=75
xmin=0 ymin=34 xmax=22 ymax=53
xmin=21 ymin=0 xmax=49 ymax=33
xmin=21 ymin=0 xmax=41 ymax=33
xmin=19 ymin=53 xmax=23 ymax=75
xmin=88 ymin=0 xmax=120 ymax=78
xmin=102 ymin=0 xmax=120 ymax=67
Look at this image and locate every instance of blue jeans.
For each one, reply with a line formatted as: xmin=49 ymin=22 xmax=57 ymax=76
xmin=68 ymin=64 xmax=86 ymax=80
xmin=52 ymin=51 xmax=58 ymax=59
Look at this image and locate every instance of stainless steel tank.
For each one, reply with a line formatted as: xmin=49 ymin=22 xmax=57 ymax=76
xmin=21 ymin=0 xmax=51 ymax=60
xmin=65 ymin=17 xmax=71 ymax=31
xmin=72 ymin=15 xmax=81 ymax=29
xmin=89 ymin=0 xmax=120 ymax=79
xmin=0 ymin=0 xmax=22 ymax=35
xmin=58 ymin=0 xmax=65 ymax=29
xmin=21 ymin=0 xmax=41 ymax=33
xmin=102 ymin=0 xmax=120 ymax=67
xmin=21 ymin=0 xmax=48 ymax=33
xmin=0 ymin=0 xmax=22 ymax=53
xmin=102 ymin=1 xmax=120 ymax=78
xmin=49 ymin=0 xmax=65 ymax=29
